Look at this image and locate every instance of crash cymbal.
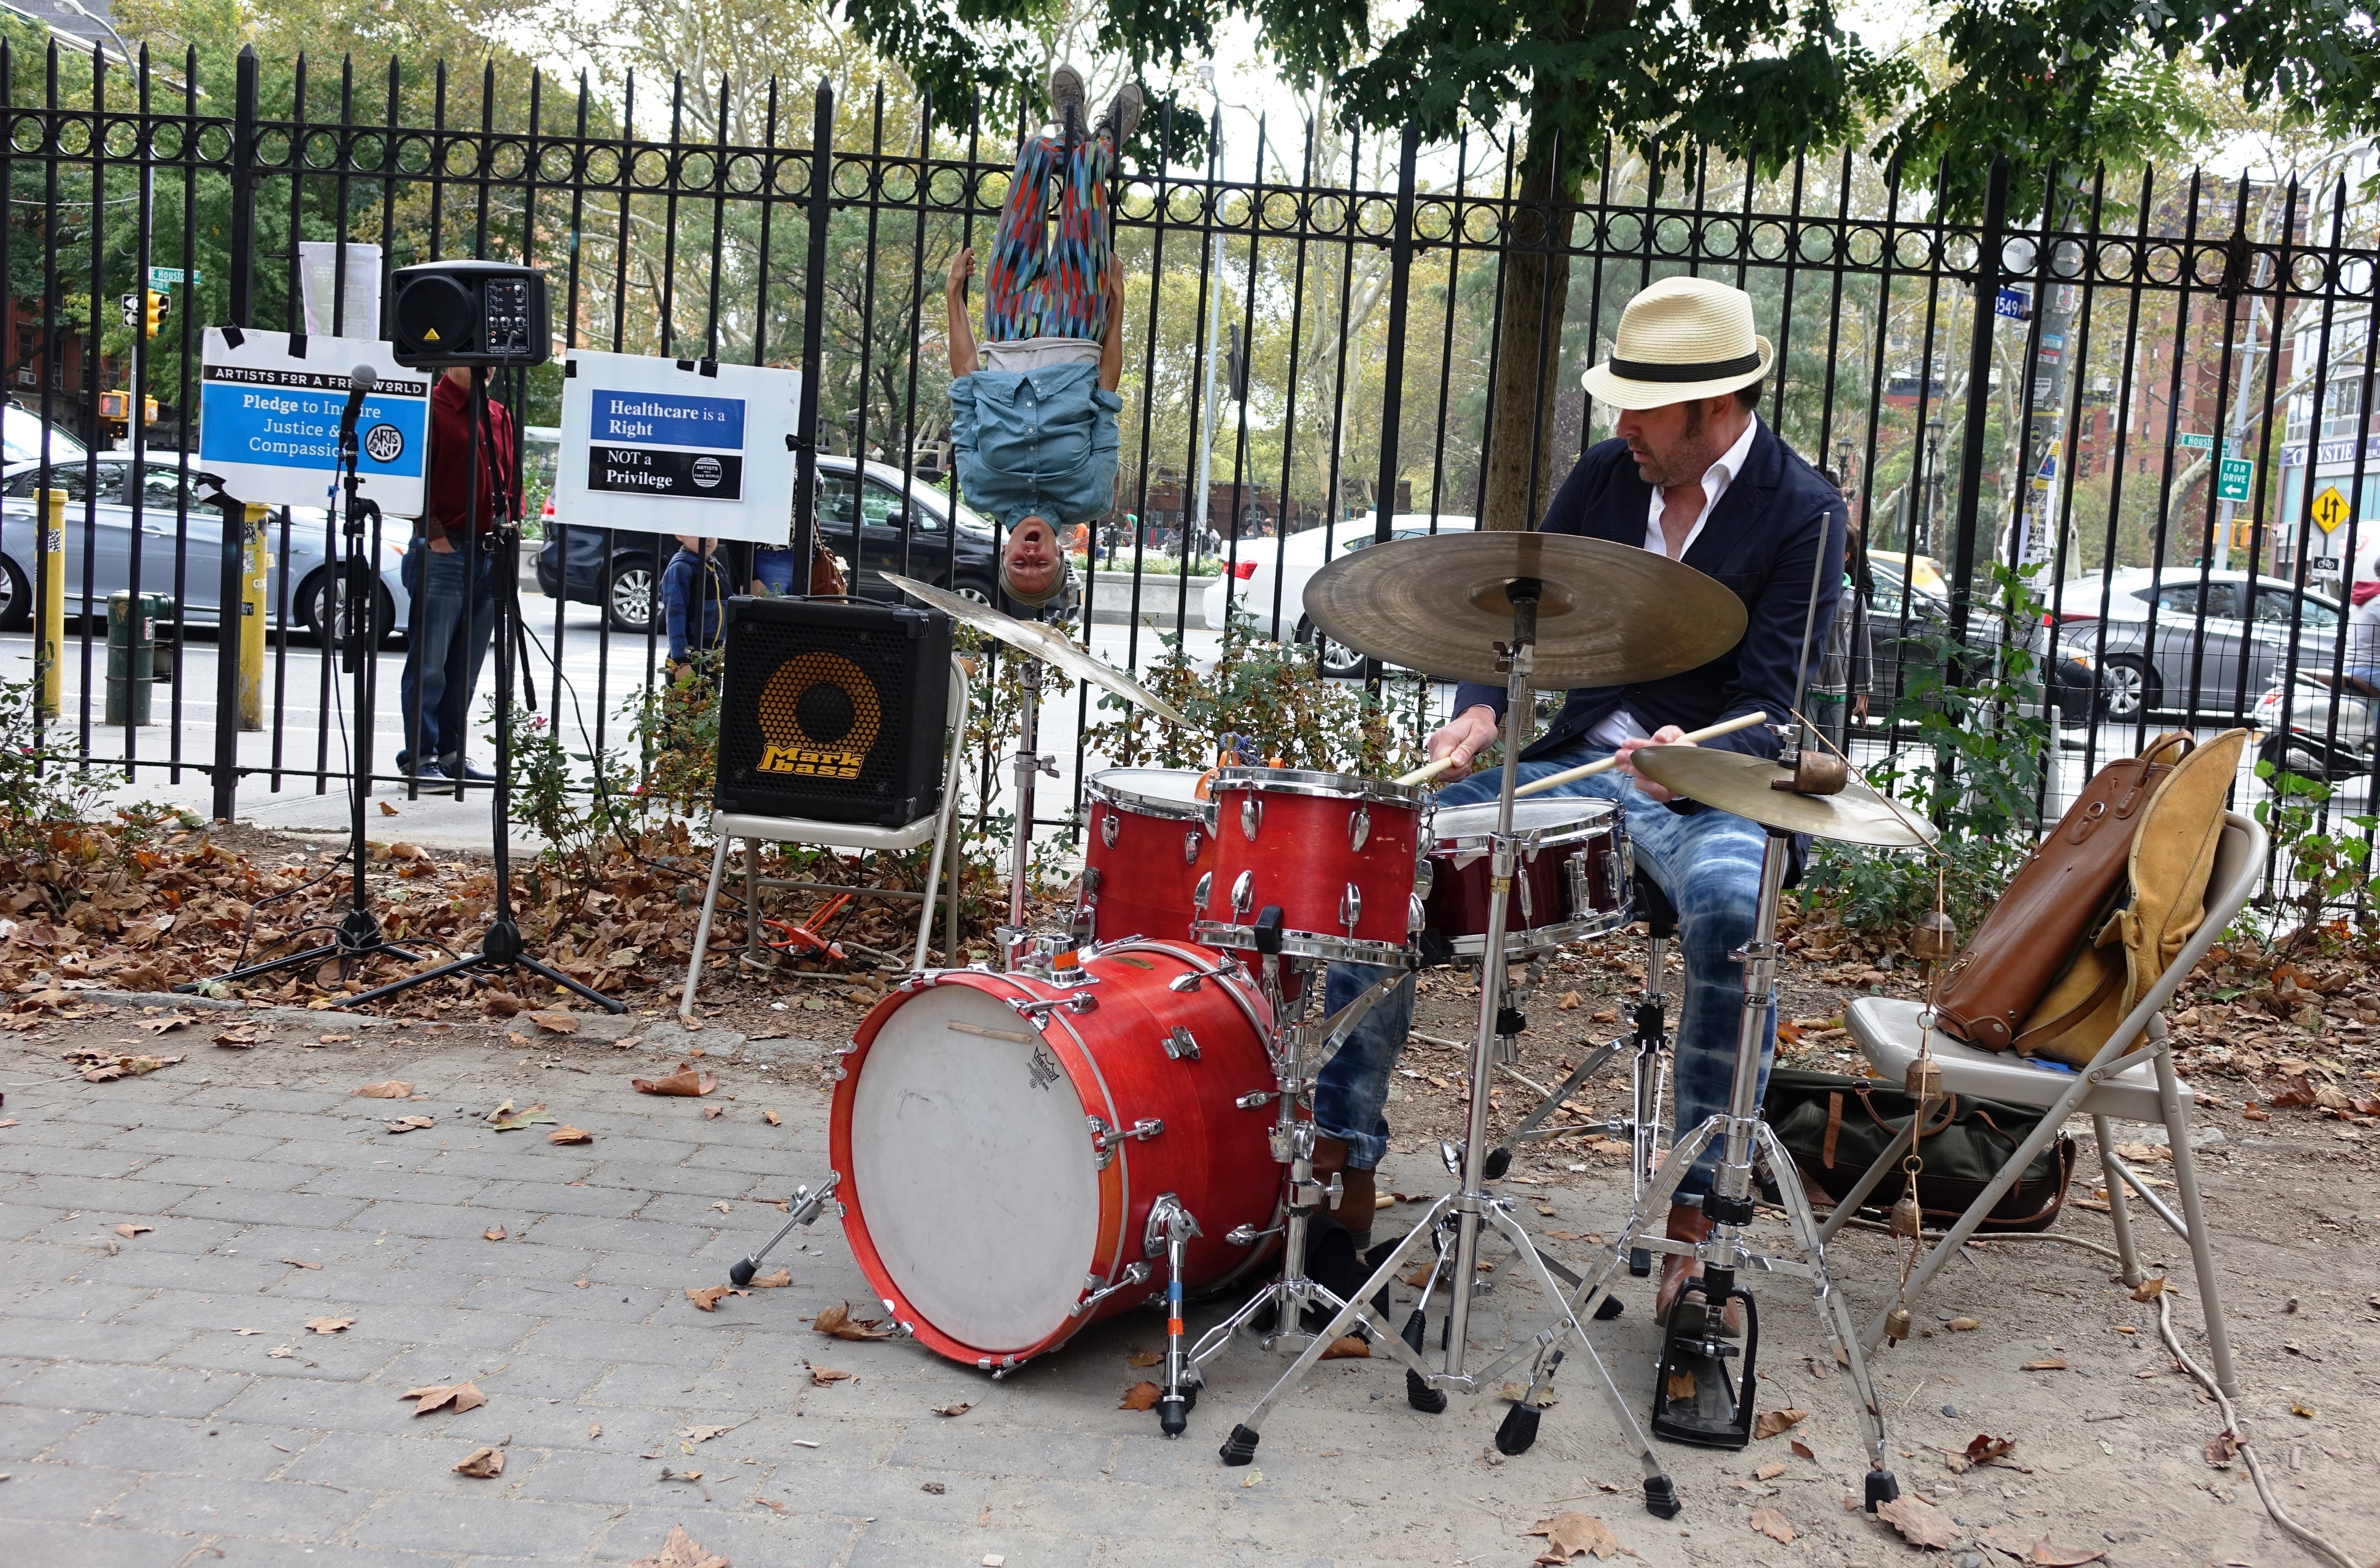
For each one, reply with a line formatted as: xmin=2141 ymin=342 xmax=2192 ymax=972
xmin=1301 ymin=532 xmax=1747 ymax=688
xmin=881 ymin=572 xmax=1191 ymax=727
xmin=1629 ymin=745 xmax=1939 ymax=848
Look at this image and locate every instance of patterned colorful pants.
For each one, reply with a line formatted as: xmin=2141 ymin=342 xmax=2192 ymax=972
xmin=984 ymin=131 xmax=1113 ymax=342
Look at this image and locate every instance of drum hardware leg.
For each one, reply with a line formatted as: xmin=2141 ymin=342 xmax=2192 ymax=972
xmin=1001 ymin=656 xmax=1060 ymax=974
xmin=1146 ymin=1195 xmax=1203 ymax=1437
xmin=1484 ymin=1034 xmax=1626 ymax=1181
xmin=726 ymin=1172 xmax=842 ymax=1288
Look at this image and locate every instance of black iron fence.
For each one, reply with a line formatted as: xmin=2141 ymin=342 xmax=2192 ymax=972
xmin=5 ymin=41 xmax=2378 ymax=901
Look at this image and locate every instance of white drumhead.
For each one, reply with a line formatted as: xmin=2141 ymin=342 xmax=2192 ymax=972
xmin=1432 ymin=795 xmax=1614 ymax=849
xmin=849 ymin=984 xmax=1104 ymax=1351
xmin=1087 ymin=767 xmax=1209 ymax=820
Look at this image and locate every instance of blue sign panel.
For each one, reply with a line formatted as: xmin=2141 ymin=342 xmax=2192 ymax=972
xmin=197 ymin=335 xmax=432 ymax=514
xmin=591 ymin=390 xmax=745 ymax=451
xmin=1995 ymin=286 xmax=2031 ymax=321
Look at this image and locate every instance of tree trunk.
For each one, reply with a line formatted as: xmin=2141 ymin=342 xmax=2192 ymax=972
xmin=1480 ymin=132 xmax=1580 ymax=531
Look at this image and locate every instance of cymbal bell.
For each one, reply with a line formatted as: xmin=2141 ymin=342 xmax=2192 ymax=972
xmin=881 ymin=572 xmax=1191 ymax=726
xmin=1629 ymin=745 xmax=1939 ymax=848
xmin=1300 ymin=531 xmax=1747 ymax=688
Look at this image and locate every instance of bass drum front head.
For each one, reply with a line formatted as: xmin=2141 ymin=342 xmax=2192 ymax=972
xmin=842 ymin=984 xmax=1101 ymax=1356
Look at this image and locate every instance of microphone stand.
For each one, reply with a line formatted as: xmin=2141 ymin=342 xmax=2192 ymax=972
xmin=179 ymin=385 xmax=424 ymax=994
xmin=345 ymin=364 xmax=624 ymax=1014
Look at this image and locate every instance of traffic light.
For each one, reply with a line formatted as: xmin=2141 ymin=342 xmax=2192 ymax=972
xmin=143 ymin=289 xmax=165 ymax=340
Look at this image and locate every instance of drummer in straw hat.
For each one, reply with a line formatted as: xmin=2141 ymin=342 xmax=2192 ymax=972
xmin=1317 ymin=275 xmax=1849 ymax=1336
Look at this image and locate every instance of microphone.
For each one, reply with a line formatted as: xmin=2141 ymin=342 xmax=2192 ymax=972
xmin=337 ymin=363 xmax=376 ymax=450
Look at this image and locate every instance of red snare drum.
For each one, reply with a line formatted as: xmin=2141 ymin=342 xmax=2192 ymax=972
xmin=1193 ymin=768 xmax=1427 ymax=964
xmin=1077 ymin=768 xmax=1214 ymax=947
xmin=1421 ymin=797 xmax=1633 ymax=959
xmin=830 ymin=940 xmax=1279 ymax=1372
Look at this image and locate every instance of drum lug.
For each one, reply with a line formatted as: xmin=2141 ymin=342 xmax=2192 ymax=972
xmin=1565 ymin=852 xmax=1590 ymax=918
xmin=1071 ymin=1261 xmax=1153 ymax=1318
xmin=1091 ymin=1115 xmax=1165 ymax=1165
xmin=1164 ymin=1025 xmax=1201 ymax=1061
xmin=1230 ymin=870 xmax=1255 ymax=917
xmin=1607 ymin=828 xmax=1632 ymax=905
xmin=1183 ymin=827 xmax=1203 ymax=865
xmin=1348 ymin=803 xmax=1371 ymax=851
xmin=1193 ymin=871 xmax=1213 ymax=912
xmin=1100 ymin=809 xmax=1120 ymax=849
xmin=1087 ymin=1114 xmax=1117 ymax=1169
xmin=1339 ymin=882 xmax=1362 ymax=933
xmin=1516 ymin=866 xmax=1535 ymax=925
xmin=1413 ymin=855 xmax=1434 ymax=898
xmin=1241 ymin=796 xmax=1263 ymax=842
xmin=1235 ymin=1089 xmax=1279 ymax=1110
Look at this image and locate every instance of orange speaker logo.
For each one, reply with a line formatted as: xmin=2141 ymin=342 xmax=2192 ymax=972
xmin=755 ymin=652 xmax=879 ymax=779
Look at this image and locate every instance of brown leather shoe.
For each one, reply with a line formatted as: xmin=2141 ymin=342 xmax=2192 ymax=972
xmin=1654 ymin=1202 xmax=1743 ymax=1337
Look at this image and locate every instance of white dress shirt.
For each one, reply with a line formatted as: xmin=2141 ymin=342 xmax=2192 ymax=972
xmin=1586 ymin=415 xmax=1761 ymax=748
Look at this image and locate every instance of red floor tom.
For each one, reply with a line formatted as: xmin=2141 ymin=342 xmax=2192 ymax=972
xmin=830 ymin=940 xmax=1279 ymax=1371
xmin=1076 ymin=768 xmax=1214 ymax=947
xmin=1421 ymin=797 xmax=1633 ymax=959
xmin=1193 ymin=767 xmax=1427 ymax=964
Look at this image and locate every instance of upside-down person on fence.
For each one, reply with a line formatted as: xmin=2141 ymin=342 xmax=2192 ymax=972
xmin=1318 ymin=276 xmax=1849 ymax=1337
xmin=944 ymin=67 xmax=1140 ymax=614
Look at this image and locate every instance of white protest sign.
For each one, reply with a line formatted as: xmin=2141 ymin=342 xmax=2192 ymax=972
xmin=552 ymin=351 xmax=798 ymax=545
xmin=197 ymin=327 xmax=432 ymax=516
xmin=297 ymin=241 xmax=383 ymax=339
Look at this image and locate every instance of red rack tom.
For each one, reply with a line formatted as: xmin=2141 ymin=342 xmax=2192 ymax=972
xmin=1193 ymin=767 xmax=1427 ymax=964
xmin=1075 ymin=768 xmax=1214 ymax=947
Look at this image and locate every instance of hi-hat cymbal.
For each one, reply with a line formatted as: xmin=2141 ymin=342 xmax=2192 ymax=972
xmin=1630 ymin=745 xmax=1939 ymax=848
xmin=1301 ymin=532 xmax=1747 ymax=688
xmin=881 ymin=572 xmax=1191 ymax=726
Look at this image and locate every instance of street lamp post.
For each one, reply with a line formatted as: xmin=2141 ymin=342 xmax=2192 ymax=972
xmin=1923 ymin=416 xmax=1946 ymax=559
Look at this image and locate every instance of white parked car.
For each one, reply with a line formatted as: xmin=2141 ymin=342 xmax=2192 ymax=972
xmin=1202 ymin=512 xmax=1478 ymax=676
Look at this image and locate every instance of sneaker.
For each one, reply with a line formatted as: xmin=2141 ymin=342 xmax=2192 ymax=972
xmin=1049 ymin=63 xmax=1085 ymax=129
xmin=441 ymin=754 xmax=497 ymax=783
xmin=397 ymin=758 xmax=451 ymax=783
xmin=1100 ymin=83 xmax=1143 ymax=147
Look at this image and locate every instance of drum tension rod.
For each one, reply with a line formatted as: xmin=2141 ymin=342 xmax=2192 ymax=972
xmin=1009 ymin=993 xmax=1098 ymax=1020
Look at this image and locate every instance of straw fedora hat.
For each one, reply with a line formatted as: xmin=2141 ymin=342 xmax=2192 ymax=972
xmin=1582 ymin=275 xmax=1773 ymax=410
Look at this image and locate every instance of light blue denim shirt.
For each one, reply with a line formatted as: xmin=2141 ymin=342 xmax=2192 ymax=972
xmin=949 ymin=363 xmax=1121 ymax=527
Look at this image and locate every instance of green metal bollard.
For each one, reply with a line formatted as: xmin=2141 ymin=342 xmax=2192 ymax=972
xmin=105 ymin=591 xmax=163 ymax=726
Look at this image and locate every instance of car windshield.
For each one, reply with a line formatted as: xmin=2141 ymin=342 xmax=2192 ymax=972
xmin=2 ymin=407 xmax=86 ymax=466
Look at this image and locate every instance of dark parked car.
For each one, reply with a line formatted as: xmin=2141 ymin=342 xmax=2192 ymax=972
xmin=535 ymin=456 xmax=1002 ymax=632
xmin=1866 ymin=561 xmax=2099 ymax=725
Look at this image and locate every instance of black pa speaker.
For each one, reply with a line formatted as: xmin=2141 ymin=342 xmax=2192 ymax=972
xmin=387 ymin=260 xmax=551 ymax=369
xmin=716 ymin=597 xmax=954 ymax=827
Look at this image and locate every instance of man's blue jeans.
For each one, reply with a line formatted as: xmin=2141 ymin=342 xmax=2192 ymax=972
xmin=399 ymin=539 xmax=498 ymax=769
xmin=1320 ymin=743 xmax=1776 ymax=1201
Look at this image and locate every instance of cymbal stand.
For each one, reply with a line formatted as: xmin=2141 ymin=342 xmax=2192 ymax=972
xmin=1512 ymin=824 xmax=1901 ymax=1510
xmin=996 ymin=654 xmax=1057 ymax=973
xmin=1216 ymin=581 xmax=1677 ymax=1518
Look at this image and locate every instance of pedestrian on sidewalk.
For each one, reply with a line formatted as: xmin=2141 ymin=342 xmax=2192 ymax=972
xmin=398 ymin=366 xmax=519 ymax=784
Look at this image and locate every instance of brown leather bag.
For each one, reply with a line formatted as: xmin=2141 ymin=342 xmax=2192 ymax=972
xmin=1932 ymin=732 xmax=2193 ymax=1051
xmin=809 ymin=539 xmax=847 ymax=597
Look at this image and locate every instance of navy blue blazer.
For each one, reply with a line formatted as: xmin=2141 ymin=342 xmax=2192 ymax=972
xmin=1453 ymin=420 xmax=1847 ymax=768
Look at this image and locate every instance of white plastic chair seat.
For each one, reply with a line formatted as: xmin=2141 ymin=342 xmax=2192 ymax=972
xmin=1845 ymin=997 xmax=2188 ymax=1123
xmin=711 ymin=809 xmax=940 ymax=856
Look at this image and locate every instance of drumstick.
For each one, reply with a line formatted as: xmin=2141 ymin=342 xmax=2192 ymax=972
xmin=1512 ymin=710 xmax=1770 ymax=798
xmin=1394 ymin=755 xmax=1458 ymax=788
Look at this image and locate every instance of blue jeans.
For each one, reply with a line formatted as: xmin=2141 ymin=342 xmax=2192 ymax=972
xmin=1319 ymin=743 xmax=1776 ymax=1200
xmin=399 ymin=539 xmax=498 ymax=768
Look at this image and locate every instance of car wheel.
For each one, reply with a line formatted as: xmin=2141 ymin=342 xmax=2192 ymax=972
xmin=2097 ymin=655 xmax=2158 ymax=722
xmin=0 ymin=553 xmax=28 ymax=632
xmin=2258 ymin=731 xmax=2338 ymax=782
xmin=301 ymin=569 xmax=399 ymax=649
xmin=1296 ymin=614 xmax=1366 ymax=679
xmin=607 ymin=556 xmax=657 ymax=634
xmin=953 ymin=578 xmax=994 ymax=607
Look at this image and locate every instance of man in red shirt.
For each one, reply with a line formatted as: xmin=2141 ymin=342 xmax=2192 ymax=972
xmin=399 ymin=367 xmax=519 ymax=782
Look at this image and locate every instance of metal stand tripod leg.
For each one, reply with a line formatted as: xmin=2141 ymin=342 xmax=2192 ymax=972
xmin=724 ymin=1173 xmax=842 ymax=1286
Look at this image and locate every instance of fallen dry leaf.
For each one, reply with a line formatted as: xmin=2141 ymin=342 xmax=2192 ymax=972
xmin=1556 ymin=990 xmax=1583 ymax=1010
xmin=709 ymin=1200 xmax=732 ymax=1213
xmin=633 ymin=1062 xmax=716 ymax=1096
xmin=304 ymin=1317 xmax=353 ymax=1334
xmin=679 ymin=1424 xmax=732 ymax=1443
xmin=280 ymin=1257 xmax=320 ymax=1270
xmin=1319 ymin=1334 xmax=1370 ymax=1360
xmin=1126 ymin=1349 xmax=1163 ymax=1368
xmin=1966 ymin=1433 xmax=2016 ymax=1464
xmin=548 ymin=1125 xmax=593 ymax=1145
xmin=762 ymin=1109 xmax=781 ymax=1126
xmin=1753 ymin=1408 xmax=1808 ymax=1439
xmin=1876 ymin=1493 xmax=1959 ymax=1549
xmin=233 ymin=1327 xmax=263 ymax=1336
xmin=2269 ymin=1072 xmax=2320 ymax=1108
xmin=350 ymin=1080 xmax=412 ymax=1098
xmin=213 ymin=1026 xmax=260 ymax=1049
xmin=588 ymin=1421 xmax=602 ymax=1438
xmin=753 ymin=1495 xmax=786 ymax=1512
xmin=809 ymin=1365 xmax=852 ymax=1386
xmin=135 ymin=1014 xmax=191 ymax=1035
xmin=813 ymin=1302 xmax=895 ymax=1340
xmin=403 ymin=1380 xmax=487 ymax=1416
xmin=1749 ymin=1507 xmax=1796 ymax=1544
xmin=452 ymin=1445 xmax=504 ymax=1478
xmin=526 ymin=1009 xmax=579 ymax=1034
xmin=484 ymin=1225 xmax=507 ymax=1242
xmin=489 ymin=1106 xmax=557 ymax=1132
xmin=702 ymin=1105 xmax=725 ymax=1120
xmin=2020 ymin=1357 xmax=2069 ymax=1371
xmin=481 ymin=991 xmax=526 ymax=1018
xmin=2027 ymin=1542 xmax=2106 ymax=1566
xmin=2292 ymin=1401 xmax=2318 ymax=1418
xmin=2129 ymin=1276 xmax=2169 ymax=1302
xmin=1666 ymin=1370 xmax=1696 ymax=1401
xmin=2204 ymin=1429 xmax=2239 ymax=1467
xmin=1754 ymin=1462 xmax=1786 ymax=1481
xmin=114 ymin=1222 xmax=153 ymax=1238
xmin=1947 ymin=1316 xmax=1980 ymax=1332
xmin=627 ymin=1523 xmax=731 ymax=1568
xmin=1119 ymin=1381 xmax=1162 ymax=1410
xmin=1528 ymin=1510 xmax=1619 ymax=1561
xmin=685 ymin=1285 xmax=733 ymax=1312
xmin=1790 ymin=1438 xmax=1816 ymax=1460
xmin=74 ymin=1050 xmax=184 ymax=1082
xmin=934 ymin=1400 xmax=973 ymax=1417
xmin=749 ymin=1267 xmax=791 ymax=1289
xmin=384 ymin=1115 xmax=436 ymax=1134
xmin=267 ymin=1346 xmax=295 ymax=1359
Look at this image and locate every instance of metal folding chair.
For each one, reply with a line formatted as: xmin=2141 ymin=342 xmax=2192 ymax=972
xmin=1827 ymin=811 xmax=2265 ymax=1397
xmin=677 ymin=655 xmax=969 ymax=1014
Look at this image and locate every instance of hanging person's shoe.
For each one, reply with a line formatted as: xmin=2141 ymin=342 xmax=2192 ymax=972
xmin=1049 ymin=63 xmax=1085 ymax=129
xmin=1099 ymin=82 xmax=1143 ymax=147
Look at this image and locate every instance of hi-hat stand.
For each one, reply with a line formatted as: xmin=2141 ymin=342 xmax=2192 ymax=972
xmin=1213 ymin=578 xmax=1680 ymax=1517
xmin=179 ymin=375 xmax=423 ymax=996
xmin=344 ymin=365 xmax=623 ymax=1015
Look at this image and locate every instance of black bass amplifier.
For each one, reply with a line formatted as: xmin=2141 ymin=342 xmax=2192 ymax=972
xmin=715 ymin=597 xmax=954 ymax=826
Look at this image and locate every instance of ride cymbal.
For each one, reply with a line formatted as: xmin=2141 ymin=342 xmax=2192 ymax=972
xmin=1629 ymin=745 xmax=1939 ymax=848
xmin=1300 ymin=532 xmax=1747 ymax=688
xmin=881 ymin=572 xmax=1190 ymax=726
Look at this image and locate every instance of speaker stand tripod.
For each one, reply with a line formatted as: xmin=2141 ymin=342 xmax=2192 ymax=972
xmin=344 ymin=366 xmax=623 ymax=1015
